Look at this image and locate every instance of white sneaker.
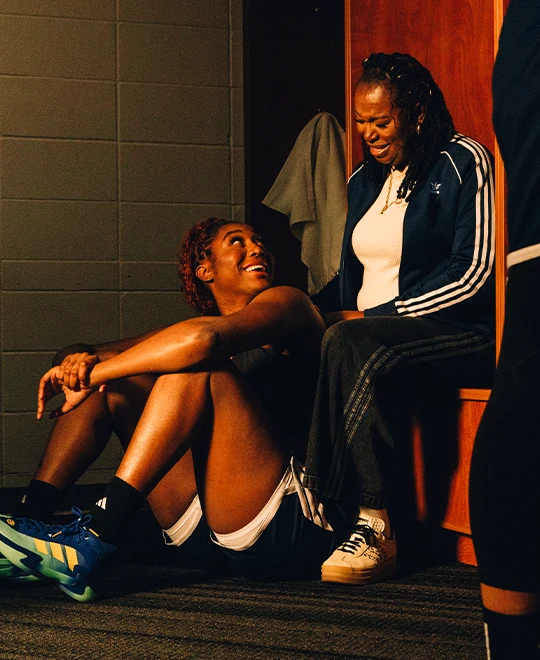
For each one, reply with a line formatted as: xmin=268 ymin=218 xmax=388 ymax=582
xmin=321 ymin=515 xmax=397 ymax=585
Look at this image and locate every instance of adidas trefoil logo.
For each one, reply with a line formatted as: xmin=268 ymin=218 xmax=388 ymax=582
xmin=430 ymin=182 xmax=442 ymax=195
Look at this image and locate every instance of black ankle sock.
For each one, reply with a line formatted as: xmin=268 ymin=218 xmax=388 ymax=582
xmin=14 ymin=480 xmax=65 ymax=521
xmin=88 ymin=477 xmax=145 ymax=545
xmin=483 ymin=607 xmax=540 ymax=659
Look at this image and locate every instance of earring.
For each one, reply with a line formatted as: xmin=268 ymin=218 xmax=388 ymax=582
xmin=416 ymin=122 xmax=422 ymax=135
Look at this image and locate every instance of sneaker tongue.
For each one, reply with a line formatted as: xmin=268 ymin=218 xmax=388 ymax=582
xmin=357 ymin=515 xmax=385 ymax=535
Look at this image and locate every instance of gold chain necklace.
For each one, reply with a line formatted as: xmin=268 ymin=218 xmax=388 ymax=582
xmin=380 ymin=168 xmax=404 ymax=214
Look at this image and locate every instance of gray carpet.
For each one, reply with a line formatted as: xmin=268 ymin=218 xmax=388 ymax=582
xmin=0 ymin=554 xmax=485 ymax=660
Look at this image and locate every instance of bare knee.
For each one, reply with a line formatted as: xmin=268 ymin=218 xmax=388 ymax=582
xmin=152 ymin=371 xmax=211 ymax=392
xmin=149 ymin=363 xmax=237 ymax=399
xmin=105 ymin=375 xmax=158 ymax=448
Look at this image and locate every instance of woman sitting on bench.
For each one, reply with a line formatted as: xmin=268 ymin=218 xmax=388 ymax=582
xmin=304 ymin=52 xmax=496 ymax=587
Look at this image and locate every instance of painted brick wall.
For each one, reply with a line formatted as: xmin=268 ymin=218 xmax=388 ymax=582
xmin=0 ymin=0 xmax=244 ymax=486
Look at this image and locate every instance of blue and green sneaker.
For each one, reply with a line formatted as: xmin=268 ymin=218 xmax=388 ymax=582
xmin=0 ymin=507 xmax=118 ymax=602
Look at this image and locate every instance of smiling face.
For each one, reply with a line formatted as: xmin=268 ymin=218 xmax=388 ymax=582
xmin=196 ymin=223 xmax=274 ymax=314
xmin=354 ymin=82 xmax=412 ymax=169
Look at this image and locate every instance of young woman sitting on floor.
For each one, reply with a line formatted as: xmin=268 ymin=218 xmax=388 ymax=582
xmin=0 ymin=217 xmax=354 ymax=602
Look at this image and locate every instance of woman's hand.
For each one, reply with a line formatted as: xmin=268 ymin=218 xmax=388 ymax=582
xmin=52 ymin=343 xmax=95 ymax=367
xmin=36 ymin=361 xmax=104 ymax=420
xmin=323 ymin=310 xmax=365 ymax=327
xmin=57 ymin=352 xmax=100 ymax=390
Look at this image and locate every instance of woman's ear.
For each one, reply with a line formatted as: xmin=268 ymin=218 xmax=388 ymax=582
xmin=196 ymin=262 xmax=214 ymax=283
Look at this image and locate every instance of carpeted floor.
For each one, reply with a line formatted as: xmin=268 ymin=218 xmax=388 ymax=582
xmin=0 ymin=550 xmax=485 ymax=660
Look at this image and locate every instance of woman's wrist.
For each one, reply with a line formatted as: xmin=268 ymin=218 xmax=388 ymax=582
xmin=88 ymin=360 xmax=107 ymax=389
xmin=52 ymin=343 xmax=95 ymax=367
xmin=323 ymin=310 xmax=364 ymax=327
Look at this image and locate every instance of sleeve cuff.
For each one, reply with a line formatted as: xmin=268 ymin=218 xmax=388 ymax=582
xmin=363 ymin=299 xmax=398 ymax=317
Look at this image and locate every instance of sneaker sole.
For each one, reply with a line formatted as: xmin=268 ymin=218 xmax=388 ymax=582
xmin=0 ymin=536 xmax=46 ymax=581
xmin=0 ymin=527 xmax=99 ymax=601
xmin=0 ymin=555 xmax=42 ymax=582
xmin=59 ymin=583 xmax=98 ymax=603
xmin=321 ymin=557 xmax=397 ymax=585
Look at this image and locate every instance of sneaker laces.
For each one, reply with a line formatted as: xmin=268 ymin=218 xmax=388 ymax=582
xmin=49 ymin=507 xmax=93 ymax=539
xmin=11 ymin=516 xmax=65 ymax=537
xmin=338 ymin=522 xmax=378 ymax=555
xmin=13 ymin=506 xmax=92 ymax=539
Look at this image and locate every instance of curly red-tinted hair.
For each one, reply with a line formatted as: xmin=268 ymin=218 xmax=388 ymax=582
xmin=177 ymin=217 xmax=233 ymax=316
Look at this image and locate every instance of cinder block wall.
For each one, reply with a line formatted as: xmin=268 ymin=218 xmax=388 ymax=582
xmin=0 ymin=0 xmax=244 ymax=487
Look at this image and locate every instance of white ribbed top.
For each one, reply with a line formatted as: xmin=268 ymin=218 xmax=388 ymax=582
xmin=352 ymin=167 xmax=409 ymax=310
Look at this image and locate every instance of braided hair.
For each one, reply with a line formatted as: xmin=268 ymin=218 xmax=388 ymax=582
xmin=358 ymin=52 xmax=455 ymax=201
xmin=177 ymin=217 xmax=232 ymax=316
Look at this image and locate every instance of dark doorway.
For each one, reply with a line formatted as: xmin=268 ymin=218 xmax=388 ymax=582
xmin=243 ymin=0 xmax=345 ymax=290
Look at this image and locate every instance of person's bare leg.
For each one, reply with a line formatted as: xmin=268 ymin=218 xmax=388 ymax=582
xmin=115 ymin=366 xmax=288 ymax=534
xmin=481 ymin=585 xmax=538 ymax=616
xmin=30 ymin=371 xmax=197 ymax=529
xmin=15 ymin=389 xmax=121 ymax=521
xmin=145 ymin=453 xmax=198 ymax=529
xmin=480 ymin=584 xmax=540 ymax=660
xmin=103 ymin=375 xmax=198 ymax=528
xmin=0 ymin=366 xmax=287 ymax=598
xmin=199 ymin=367 xmax=288 ymax=533
xmin=33 ymin=391 xmax=114 ymax=491
xmin=34 ymin=375 xmax=155 ymax=491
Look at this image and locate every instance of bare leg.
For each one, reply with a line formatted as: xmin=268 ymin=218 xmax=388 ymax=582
xmin=116 ymin=366 xmax=289 ymax=534
xmin=33 ymin=375 xmax=155 ymax=491
xmin=0 ymin=366 xmax=290 ymax=600
xmin=144 ymin=453 xmax=197 ymax=529
xmin=33 ymin=391 xmax=111 ymax=490
xmin=105 ymin=375 xmax=198 ymax=529
xmin=33 ymin=373 xmax=197 ymax=529
xmin=481 ymin=585 xmax=539 ymax=616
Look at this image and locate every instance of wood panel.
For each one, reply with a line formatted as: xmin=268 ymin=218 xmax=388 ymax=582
xmin=412 ymin=396 xmax=487 ymax=565
xmin=494 ymin=0 xmax=510 ymax=356
xmin=345 ymin=0 xmax=495 ymax=170
xmin=412 ymin=398 xmax=485 ymax=526
xmin=441 ymin=399 xmax=487 ymax=533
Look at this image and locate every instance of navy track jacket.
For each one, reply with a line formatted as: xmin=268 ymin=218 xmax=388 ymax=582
xmin=340 ymin=134 xmax=495 ymax=335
